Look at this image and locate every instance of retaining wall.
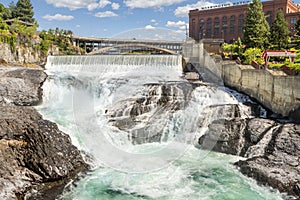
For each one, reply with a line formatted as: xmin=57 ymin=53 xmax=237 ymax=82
xmin=183 ymin=41 xmax=300 ymax=117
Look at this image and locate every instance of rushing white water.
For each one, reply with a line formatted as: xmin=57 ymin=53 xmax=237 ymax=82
xmin=37 ymin=55 xmax=284 ymax=199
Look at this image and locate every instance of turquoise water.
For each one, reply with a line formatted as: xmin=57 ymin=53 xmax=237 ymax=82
xmin=38 ymin=56 xmax=285 ymax=200
xmin=56 ymin=149 xmax=283 ymax=200
xmin=37 ymin=79 xmax=284 ymax=200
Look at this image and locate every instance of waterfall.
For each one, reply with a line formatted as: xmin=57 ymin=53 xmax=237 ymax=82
xmin=45 ymin=55 xmax=183 ymax=74
xmin=37 ymin=54 xmax=284 ymax=200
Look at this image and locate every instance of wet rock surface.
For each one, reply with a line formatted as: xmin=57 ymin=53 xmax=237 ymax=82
xmin=106 ymin=82 xmax=193 ymax=144
xmin=199 ymin=104 xmax=300 ymax=199
xmin=236 ymin=123 xmax=300 ymax=199
xmin=0 ymin=67 xmax=88 ymax=199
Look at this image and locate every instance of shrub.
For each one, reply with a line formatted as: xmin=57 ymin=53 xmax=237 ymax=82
xmin=242 ymin=48 xmax=263 ymax=65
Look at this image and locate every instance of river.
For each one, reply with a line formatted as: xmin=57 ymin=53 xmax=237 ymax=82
xmin=37 ymin=55 xmax=283 ymax=199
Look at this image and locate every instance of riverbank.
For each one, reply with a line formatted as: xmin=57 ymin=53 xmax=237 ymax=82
xmin=198 ymin=106 xmax=300 ymax=199
xmin=0 ymin=66 xmax=89 ymax=199
xmin=182 ymin=42 xmax=300 ymax=199
xmin=1 ymin=55 xmax=299 ymax=199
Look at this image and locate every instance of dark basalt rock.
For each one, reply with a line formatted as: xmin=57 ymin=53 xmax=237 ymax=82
xmin=236 ymin=123 xmax=300 ymax=199
xmin=289 ymin=106 xmax=300 ymax=123
xmin=199 ymin=118 xmax=247 ymax=156
xmin=0 ymin=105 xmax=89 ymax=199
xmin=198 ymin=103 xmax=300 ymax=199
xmin=0 ymin=67 xmax=89 ymax=199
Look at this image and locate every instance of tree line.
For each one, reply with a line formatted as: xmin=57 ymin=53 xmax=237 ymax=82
xmin=0 ymin=0 xmax=35 ymax=23
xmin=243 ymin=0 xmax=290 ymax=50
xmin=223 ymin=0 xmax=300 ymax=72
xmin=0 ymin=0 xmax=83 ymax=56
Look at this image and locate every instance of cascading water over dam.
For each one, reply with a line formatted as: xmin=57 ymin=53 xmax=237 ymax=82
xmin=37 ymin=54 xmax=284 ymax=199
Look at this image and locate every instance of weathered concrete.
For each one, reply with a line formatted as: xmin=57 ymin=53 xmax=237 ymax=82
xmin=183 ymin=42 xmax=300 ymax=120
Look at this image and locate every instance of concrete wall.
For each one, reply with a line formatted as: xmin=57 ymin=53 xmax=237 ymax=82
xmin=183 ymin=42 xmax=300 ymax=117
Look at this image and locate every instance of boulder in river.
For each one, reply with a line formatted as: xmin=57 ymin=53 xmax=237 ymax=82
xmin=199 ymin=103 xmax=300 ymax=199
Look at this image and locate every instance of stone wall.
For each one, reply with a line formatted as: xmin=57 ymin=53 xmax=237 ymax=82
xmin=183 ymin=42 xmax=300 ymax=118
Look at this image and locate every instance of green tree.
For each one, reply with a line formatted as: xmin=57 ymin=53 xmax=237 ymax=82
xmin=243 ymin=48 xmax=263 ymax=65
xmin=9 ymin=1 xmax=17 ymax=19
xmin=295 ymin=17 xmax=300 ymax=40
xmin=243 ymin=0 xmax=270 ymax=49
xmin=270 ymin=9 xmax=290 ymax=49
xmin=0 ymin=3 xmax=12 ymax=20
xmin=14 ymin=0 xmax=35 ymax=23
xmin=236 ymin=37 xmax=243 ymax=58
xmin=0 ymin=4 xmax=9 ymax=30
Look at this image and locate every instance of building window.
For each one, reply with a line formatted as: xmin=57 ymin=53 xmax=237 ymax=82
xmin=222 ymin=27 xmax=227 ymax=36
xmin=230 ymin=26 xmax=235 ymax=34
xmin=238 ymin=26 xmax=243 ymax=34
xmin=266 ymin=11 xmax=273 ymax=25
xmin=206 ymin=18 xmax=212 ymax=29
xmin=238 ymin=14 xmax=244 ymax=26
xmin=222 ymin=16 xmax=228 ymax=26
xmin=192 ymin=19 xmax=196 ymax=38
xmin=291 ymin=18 xmax=297 ymax=24
xmin=214 ymin=17 xmax=220 ymax=27
xmin=199 ymin=30 xmax=204 ymax=39
xmin=206 ymin=29 xmax=212 ymax=37
xmin=199 ymin=19 xmax=205 ymax=30
xmin=230 ymin=15 xmax=236 ymax=26
xmin=229 ymin=15 xmax=236 ymax=34
xmin=199 ymin=19 xmax=205 ymax=39
xmin=214 ymin=28 xmax=219 ymax=36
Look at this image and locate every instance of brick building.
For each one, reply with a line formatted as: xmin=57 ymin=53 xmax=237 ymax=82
xmin=189 ymin=0 xmax=300 ymax=43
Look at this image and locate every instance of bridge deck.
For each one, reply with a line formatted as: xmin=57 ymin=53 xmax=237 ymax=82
xmin=72 ymin=36 xmax=184 ymax=54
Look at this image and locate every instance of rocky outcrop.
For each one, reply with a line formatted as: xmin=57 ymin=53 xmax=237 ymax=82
xmin=0 ymin=106 xmax=89 ymax=199
xmin=0 ymin=67 xmax=89 ymax=199
xmin=199 ymin=105 xmax=300 ymax=199
xmin=106 ymin=82 xmax=193 ymax=144
xmin=0 ymin=68 xmax=47 ymax=106
xmin=236 ymin=123 xmax=300 ymax=199
xmin=0 ymin=42 xmax=42 ymax=65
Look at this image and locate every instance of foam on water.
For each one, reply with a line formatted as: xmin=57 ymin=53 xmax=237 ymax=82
xmin=36 ymin=55 xmax=284 ymax=199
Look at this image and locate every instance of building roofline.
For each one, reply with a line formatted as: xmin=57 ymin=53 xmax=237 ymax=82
xmin=4 ymin=19 xmax=34 ymax=26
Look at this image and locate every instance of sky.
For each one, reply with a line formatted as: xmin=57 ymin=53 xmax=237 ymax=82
xmin=2 ymin=0 xmax=300 ymax=41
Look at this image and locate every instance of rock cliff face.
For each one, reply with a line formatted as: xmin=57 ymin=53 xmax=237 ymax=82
xmin=0 ymin=67 xmax=89 ymax=199
xmin=199 ymin=105 xmax=300 ymax=199
xmin=0 ymin=42 xmax=42 ymax=65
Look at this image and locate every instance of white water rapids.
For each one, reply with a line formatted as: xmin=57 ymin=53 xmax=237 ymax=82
xmin=36 ymin=55 xmax=284 ymax=199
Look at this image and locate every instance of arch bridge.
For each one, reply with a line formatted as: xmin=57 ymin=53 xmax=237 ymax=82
xmin=72 ymin=36 xmax=183 ymax=55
